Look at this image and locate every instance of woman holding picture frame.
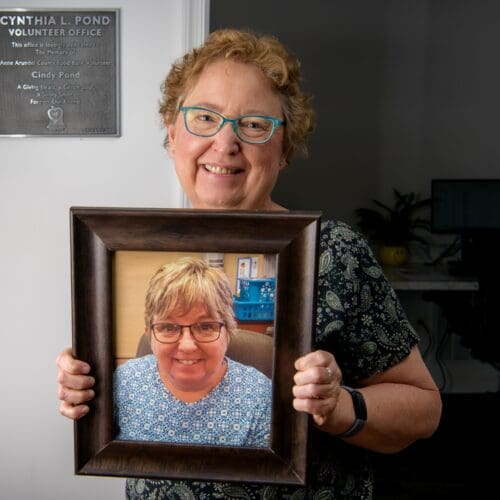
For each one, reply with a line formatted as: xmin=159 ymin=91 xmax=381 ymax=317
xmin=57 ymin=29 xmax=441 ymax=499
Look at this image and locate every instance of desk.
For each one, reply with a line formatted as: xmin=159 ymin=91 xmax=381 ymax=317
xmin=383 ymin=264 xmax=479 ymax=292
xmin=384 ymin=264 xmax=496 ymax=393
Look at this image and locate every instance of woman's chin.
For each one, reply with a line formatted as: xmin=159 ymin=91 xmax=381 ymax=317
xmin=169 ymin=372 xmax=206 ymax=389
xmin=193 ymin=193 xmax=245 ymax=210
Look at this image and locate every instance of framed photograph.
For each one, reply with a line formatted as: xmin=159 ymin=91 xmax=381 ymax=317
xmin=71 ymin=207 xmax=321 ymax=485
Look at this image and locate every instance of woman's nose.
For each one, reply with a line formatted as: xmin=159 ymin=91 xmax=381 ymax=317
xmin=177 ymin=329 xmax=198 ymax=350
xmin=211 ymin=122 xmax=241 ymax=154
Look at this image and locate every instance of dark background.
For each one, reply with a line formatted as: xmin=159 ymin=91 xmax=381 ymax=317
xmin=211 ymin=0 xmax=500 ymax=225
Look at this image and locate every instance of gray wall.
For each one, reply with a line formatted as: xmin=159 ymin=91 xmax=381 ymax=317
xmin=211 ymin=0 xmax=500 ymax=224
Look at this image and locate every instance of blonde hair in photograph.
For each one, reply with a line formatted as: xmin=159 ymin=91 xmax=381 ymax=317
xmin=144 ymin=257 xmax=237 ymax=338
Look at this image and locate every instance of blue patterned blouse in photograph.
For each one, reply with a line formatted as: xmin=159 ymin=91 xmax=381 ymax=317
xmin=113 ymin=354 xmax=271 ymax=447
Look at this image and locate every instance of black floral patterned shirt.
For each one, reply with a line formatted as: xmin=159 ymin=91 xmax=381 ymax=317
xmin=126 ymin=220 xmax=419 ymax=500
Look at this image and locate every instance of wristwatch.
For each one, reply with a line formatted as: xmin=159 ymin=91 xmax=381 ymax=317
xmin=334 ymin=385 xmax=367 ymax=438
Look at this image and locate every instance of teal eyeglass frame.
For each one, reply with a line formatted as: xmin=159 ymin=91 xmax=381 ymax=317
xmin=180 ymin=106 xmax=285 ymax=144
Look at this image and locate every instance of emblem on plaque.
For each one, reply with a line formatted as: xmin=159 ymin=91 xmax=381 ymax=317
xmin=47 ymin=106 xmax=65 ymax=131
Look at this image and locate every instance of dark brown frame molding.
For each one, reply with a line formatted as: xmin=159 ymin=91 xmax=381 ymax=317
xmin=71 ymin=207 xmax=321 ymax=485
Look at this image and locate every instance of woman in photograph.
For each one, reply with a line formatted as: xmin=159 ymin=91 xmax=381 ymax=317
xmin=113 ymin=257 xmax=271 ymax=447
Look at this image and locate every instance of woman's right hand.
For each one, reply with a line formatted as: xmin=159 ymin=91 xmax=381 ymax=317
xmin=56 ymin=347 xmax=96 ymax=420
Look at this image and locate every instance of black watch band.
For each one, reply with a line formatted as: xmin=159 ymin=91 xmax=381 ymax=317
xmin=334 ymin=385 xmax=367 ymax=438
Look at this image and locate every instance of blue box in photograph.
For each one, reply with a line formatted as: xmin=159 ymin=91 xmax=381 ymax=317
xmin=233 ymin=299 xmax=274 ymax=321
xmin=239 ymin=278 xmax=276 ymax=302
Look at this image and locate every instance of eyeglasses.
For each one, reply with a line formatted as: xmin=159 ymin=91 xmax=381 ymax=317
xmin=180 ymin=106 xmax=284 ymax=144
xmin=150 ymin=321 xmax=225 ymax=344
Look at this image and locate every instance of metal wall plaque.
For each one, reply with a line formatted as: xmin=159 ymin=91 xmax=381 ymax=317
xmin=0 ymin=9 xmax=120 ymax=136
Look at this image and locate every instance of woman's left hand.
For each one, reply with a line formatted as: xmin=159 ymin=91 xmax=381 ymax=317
xmin=292 ymin=350 xmax=342 ymax=426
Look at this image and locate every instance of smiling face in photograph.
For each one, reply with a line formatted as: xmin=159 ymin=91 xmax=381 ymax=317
xmin=167 ymin=59 xmax=287 ymax=211
xmin=150 ymin=302 xmax=229 ymax=400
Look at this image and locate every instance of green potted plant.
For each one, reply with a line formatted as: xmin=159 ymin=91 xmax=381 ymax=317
xmin=354 ymin=189 xmax=431 ymax=266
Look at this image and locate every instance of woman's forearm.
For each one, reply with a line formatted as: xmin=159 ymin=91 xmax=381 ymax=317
xmin=316 ymin=347 xmax=442 ymax=453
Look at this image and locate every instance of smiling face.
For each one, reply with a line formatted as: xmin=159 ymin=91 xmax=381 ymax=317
xmin=167 ymin=59 xmax=287 ymax=211
xmin=150 ymin=302 xmax=229 ymax=401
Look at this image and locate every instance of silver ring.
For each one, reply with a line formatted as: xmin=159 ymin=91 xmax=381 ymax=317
xmin=326 ymin=367 xmax=333 ymax=381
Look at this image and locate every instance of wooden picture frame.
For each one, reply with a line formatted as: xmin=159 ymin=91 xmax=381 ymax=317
xmin=71 ymin=207 xmax=321 ymax=485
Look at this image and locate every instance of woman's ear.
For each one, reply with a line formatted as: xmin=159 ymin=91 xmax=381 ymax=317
xmin=167 ymin=124 xmax=176 ymax=158
xmin=279 ymin=155 xmax=287 ymax=170
xmin=279 ymin=144 xmax=290 ymax=170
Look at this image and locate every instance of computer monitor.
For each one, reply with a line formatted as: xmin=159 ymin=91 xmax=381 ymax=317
xmin=431 ymin=179 xmax=500 ymax=234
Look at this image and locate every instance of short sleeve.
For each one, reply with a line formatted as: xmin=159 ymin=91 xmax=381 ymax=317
xmin=315 ymin=220 xmax=419 ymax=382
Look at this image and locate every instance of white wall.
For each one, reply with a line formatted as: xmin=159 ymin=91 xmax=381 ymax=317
xmin=0 ymin=1 xmax=189 ymax=498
